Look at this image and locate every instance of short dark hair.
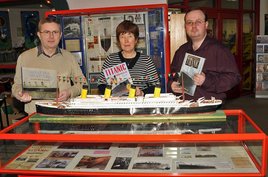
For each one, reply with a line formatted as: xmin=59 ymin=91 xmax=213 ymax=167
xmin=116 ymin=20 xmax=139 ymax=42
xmin=38 ymin=16 xmax=61 ymax=32
xmin=184 ymin=8 xmax=208 ymax=22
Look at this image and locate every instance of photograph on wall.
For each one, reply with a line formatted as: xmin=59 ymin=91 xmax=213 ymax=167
xmin=256 ymin=35 xmax=268 ymax=44
xmin=99 ymin=17 xmax=112 ymax=55
xmin=256 ymin=44 xmax=264 ymax=53
xmin=0 ymin=11 xmax=12 ymax=50
xmin=124 ymin=13 xmax=144 ymax=24
xmin=257 ymin=53 xmax=268 ymax=63
xmin=65 ymin=39 xmax=81 ymax=52
xmin=63 ymin=16 xmax=81 ymax=38
xmin=21 ymin=11 xmax=40 ymax=49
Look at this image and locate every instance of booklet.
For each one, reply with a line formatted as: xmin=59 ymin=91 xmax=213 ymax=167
xmin=21 ymin=67 xmax=57 ymax=100
xmin=180 ymin=53 xmax=206 ymax=96
xmin=103 ymin=62 xmax=133 ymax=96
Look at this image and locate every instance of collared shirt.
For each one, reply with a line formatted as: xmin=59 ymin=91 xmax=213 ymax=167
xmin=37 ymin=45 xmax=62 ymax=58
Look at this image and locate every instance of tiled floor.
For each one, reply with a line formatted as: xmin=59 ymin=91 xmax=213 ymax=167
xmin=0 ymin=93 xmax=267 ymax=177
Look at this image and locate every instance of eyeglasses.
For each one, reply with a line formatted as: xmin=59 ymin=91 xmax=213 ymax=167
xmin=40 ymin=30 xmax=60 ymax=36
xmin=185 ymin=20 xmax=205 ymax=26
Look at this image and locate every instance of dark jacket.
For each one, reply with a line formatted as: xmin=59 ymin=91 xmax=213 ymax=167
xmin=167 ymin=36 xmax=241 ymax=101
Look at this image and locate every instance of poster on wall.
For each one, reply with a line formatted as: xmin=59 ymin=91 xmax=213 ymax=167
xmin=0 ymin=11 xmax=12 ymax=50
xmin=21 ymin=11 xmax=40 ymax=49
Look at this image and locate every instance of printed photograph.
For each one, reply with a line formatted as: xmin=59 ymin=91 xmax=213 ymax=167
xmin=48 ymin=151 xmax=79 ymax=158
xmin=36 ymin=159 xmax=70 ymax=169
xmin=132 ymin=158 xmax=171 ymax=170
xmin=111 ymin=157 xmax=131 ymax=169
xmin=75 ymin=155 xmax=111 ymax=170
xmin=176 ymin=161 xmax=216 ymax=169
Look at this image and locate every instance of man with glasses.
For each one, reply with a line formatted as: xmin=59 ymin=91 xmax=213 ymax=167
xmin=12 ymin=17 xmax=86 ymax=114
xmin=168 ymin=8 xmax=241 ymax=102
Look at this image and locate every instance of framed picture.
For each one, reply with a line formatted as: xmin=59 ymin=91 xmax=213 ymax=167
xmin=21 ymin=11 xmax=39 ymax=49
xmin=0 ymin=11 xmax=12 ymax=50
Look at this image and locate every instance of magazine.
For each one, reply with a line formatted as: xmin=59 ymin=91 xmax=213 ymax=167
xmin=21 ymin=67 xmax=57 ymax=100
xmin=103 ymin=62 xmax=133 ymax=96
xmin=180 ymin=53 xmax=206 ymax=96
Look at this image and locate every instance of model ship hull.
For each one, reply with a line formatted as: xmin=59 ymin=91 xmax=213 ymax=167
xmin=36 ymin=104 xmax=220 ymax=115
xmin=35 ymin=94 xmax=222 ymax=116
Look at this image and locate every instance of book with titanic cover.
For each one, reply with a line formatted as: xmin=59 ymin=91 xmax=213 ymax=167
xmin=103 ymin=62 xmax=133 ymax=96
xmin=180 ymin=53 xmax=206 ymax=96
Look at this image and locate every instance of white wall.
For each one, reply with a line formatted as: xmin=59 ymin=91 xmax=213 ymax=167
xmin=260 ymin=0 xmax=268 ymax=34
xmin=66 ymin=0 xmax=167 ymax=9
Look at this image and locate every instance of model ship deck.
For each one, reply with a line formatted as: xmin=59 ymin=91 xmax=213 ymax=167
xmin=35 ymin=93 xmax=222 ymax=116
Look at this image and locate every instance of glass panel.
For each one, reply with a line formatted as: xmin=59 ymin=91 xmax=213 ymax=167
xmin=0 ymin=141 xmax=261 ymax=173
xmin=222 ymin=19 xmax=237 ymax=55
xmin=189 ymin=0 xmax=215 ymax=8
xmin=221 ymin=0 xmax=239 ymax=9
xmin=207 ymin=18 xmax=216 ymax=38
xmin=243 ymin=0 xmax=253 ymax=10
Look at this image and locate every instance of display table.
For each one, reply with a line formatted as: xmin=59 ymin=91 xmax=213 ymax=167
xmin=0 ymin=110 xmax=267 ymax=177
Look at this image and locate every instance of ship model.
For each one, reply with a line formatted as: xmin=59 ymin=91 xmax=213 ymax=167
xmin=35 ymin=93 xmax=222 ymax=116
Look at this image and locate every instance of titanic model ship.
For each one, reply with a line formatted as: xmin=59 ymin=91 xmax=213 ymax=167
xmin=35 ymin=93 xmax=222 ymax=115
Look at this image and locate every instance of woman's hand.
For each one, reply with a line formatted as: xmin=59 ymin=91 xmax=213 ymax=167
xmin=135 ymin=87 xmax=144 ymax=96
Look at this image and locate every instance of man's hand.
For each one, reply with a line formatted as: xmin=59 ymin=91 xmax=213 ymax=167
xmin=171 ymin=81 xmax=184 ymax=93
xmin=193 ymin=72 xmax=205 ymax=86
xmin=56 ymin=89 xmax=71 ymax=102
xmin=18 ymin=91 xmax=32 ymax=102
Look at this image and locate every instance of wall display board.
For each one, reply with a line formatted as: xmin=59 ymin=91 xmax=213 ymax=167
xmin=45 ymin=4 xmax=169 ymax=94
xmin=255 ymin=35 xmax=268 ymax=98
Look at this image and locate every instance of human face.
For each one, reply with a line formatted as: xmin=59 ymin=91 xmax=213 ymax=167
xmin=37 ymin=22 xmax=62 ymax=51
xmin=185 ymin=10 xmax=208 ymax=42
xmin=119 ymin=32 xmax=138 ymax=54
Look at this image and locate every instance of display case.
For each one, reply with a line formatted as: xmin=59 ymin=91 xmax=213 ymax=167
xmin=0 ymin=110 xmax=267 ymax=177
xmin=45 ymin=4 xmax=170 ymax=94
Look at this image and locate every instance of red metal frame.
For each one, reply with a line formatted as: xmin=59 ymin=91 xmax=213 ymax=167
xmin=0 ymin=63 xmax=16 ymax=69
xmin=0 ymin=110 xmax=266 ymax=177
xmin=45 ymin=4 xmax=170 ymax=85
